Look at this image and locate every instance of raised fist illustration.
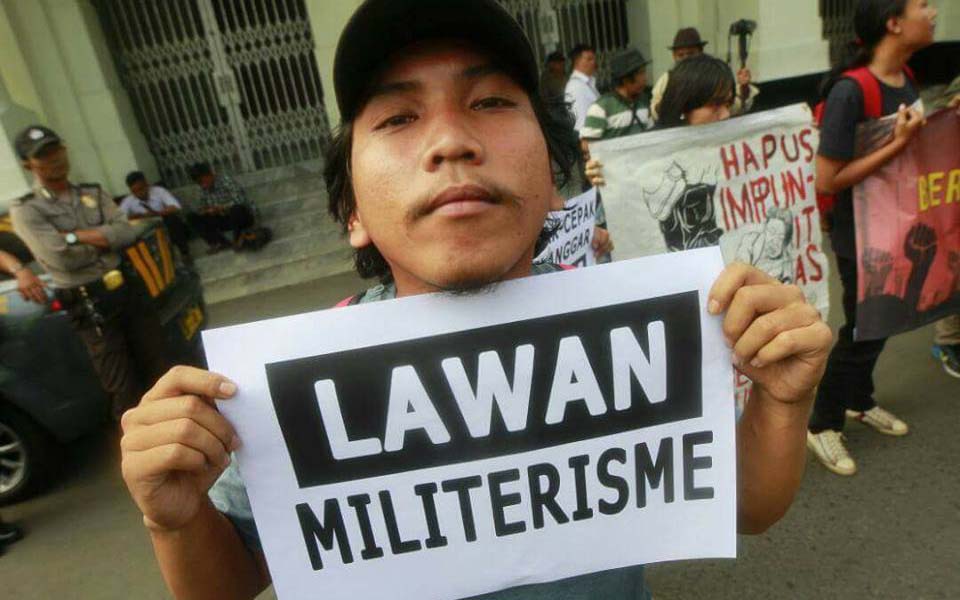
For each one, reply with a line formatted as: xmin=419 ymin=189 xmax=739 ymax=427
xmin=903 ymin=223 xmax=938 ymax=311
xmin=904 ymin=223 xmax=938 ymax=267
xmin=862 ymin=247 xmax=894 ymax=297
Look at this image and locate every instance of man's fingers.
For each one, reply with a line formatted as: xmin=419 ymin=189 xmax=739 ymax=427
xmin=141 ymin=365 xmax=237 ymax=404
xmin=122 ymin=444 xmax=213 ymax=484
xmin=723 ymin=283 xmax=807 ymax=346
xmin=731 ymin=302 xmax=822 ymax=366
xmin=748 ymin=321 xmax=834 ymax=369
xmin=122 ymin=418 xmax=232 ymax=470
xmin=708 ymin=262 xmax=778 ymax=315
xmin=122 ymin=395 xmax=238 ymax=451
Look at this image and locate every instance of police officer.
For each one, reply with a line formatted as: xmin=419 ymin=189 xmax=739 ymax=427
xmin=10 ymin=125 xmax=173 ymax=420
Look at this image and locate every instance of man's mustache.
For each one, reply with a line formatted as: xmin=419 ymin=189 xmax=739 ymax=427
xmin=407 ymin=177 xmax=524 ymax=222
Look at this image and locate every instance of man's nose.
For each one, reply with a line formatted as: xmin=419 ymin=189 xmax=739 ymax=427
xmin=421 ymin=109 xmax=485 ymax=172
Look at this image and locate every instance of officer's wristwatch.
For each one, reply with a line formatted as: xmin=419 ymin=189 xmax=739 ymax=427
xmin=65 ymin=232 xmax=78 ymax=246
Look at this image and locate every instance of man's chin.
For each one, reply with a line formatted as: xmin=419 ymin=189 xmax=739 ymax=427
xmin=429 ymin=266 xmax=505 ymax=296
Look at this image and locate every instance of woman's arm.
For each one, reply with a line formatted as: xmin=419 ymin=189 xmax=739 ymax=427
xmin=817 ymin=104 xmax=925 ymax=194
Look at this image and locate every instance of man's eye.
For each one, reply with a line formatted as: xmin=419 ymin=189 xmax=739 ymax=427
xmin=375 ymin=114 xmax=417 ymax=130
xmin=472 ymin=97 xmax=517 ymax=110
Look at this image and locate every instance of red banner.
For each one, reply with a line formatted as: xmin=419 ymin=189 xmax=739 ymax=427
xmin=854 ymin=109 xmax=960 ymax=340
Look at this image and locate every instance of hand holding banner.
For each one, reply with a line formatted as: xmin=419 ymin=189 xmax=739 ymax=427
xmin=853 ymin=108 xmax=960 ymax=340
xmin=203 ymin=249 xmax=736 ymax=600
xmin=591 ymin=104 xmax=830 ymax=407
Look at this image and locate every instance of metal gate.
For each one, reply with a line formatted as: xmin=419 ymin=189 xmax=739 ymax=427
xmin=96 ymin=0 xmax=331 ymax=187
xmin=497 ymin=0 xmax=633 ymax=87
xmin=819 ymin=0 xmax=858 ymax=66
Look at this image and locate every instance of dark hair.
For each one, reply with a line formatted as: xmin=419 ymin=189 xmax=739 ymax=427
xmin=546 ymin=50 xmax=565 ymax=64
xmin=187 ymin=162 xmax=213 ymax=181
xmin=657 ymin=54 xmax=735 ymax=129
xmin=324 ymin=90 xmax=580 ymax=283
xmin=820 ymin=0 xmax=908 ymax=99
xmin=568 ymin=43 xmax=596 ymax=64
xmin=125 ymin=170 xmax=146 ymax=187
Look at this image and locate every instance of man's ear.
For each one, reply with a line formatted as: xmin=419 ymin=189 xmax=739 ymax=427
xmin=347 ymin=211 xmax=372 ymax=249
xmin=549 ymin=189 xmax=565 ymax=212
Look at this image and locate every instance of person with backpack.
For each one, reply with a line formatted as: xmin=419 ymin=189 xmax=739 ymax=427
xmin=806 ymin=0 xmax=936 ymax=476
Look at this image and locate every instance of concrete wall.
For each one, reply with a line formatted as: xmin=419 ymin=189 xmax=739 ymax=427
xmin=633 ymin=0 xmax=828 ymax=84
xmin=935 ymin=0 xmax=960 ymax=42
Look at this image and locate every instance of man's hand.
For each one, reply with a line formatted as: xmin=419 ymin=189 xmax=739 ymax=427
xmin=892 ymin=104 xmax=926 ymax=148
xmin=709 ymin=263 xmax=832 ymax=405
xmin=121 ymin=366 xmax=239 ymax=532
xmin=737 ymin=68 xmax=752 ymax=88
xmin=592 ymin=227 xmax=613 ymax=257
xmin=948 ymin=94 xmax=960 ymax=114
xmin=584 ymin=158 xmax=605 ymax=188
xmin=201 ymin=206 xmax=227 ymax=216
xmin=16 ymin=268 xmax=47 ymax=304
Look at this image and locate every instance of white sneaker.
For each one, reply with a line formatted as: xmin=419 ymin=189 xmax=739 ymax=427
xmin=845 ymin=407 xmax=909 ymax=436
xmin=807 ymin=430 xmax=857 ymax=476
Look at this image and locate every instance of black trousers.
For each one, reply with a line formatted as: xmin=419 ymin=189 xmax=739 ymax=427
xmin=161 ymin=214 xmax=192 ymax=258
xmin=187 ymin=205 xmax=254 ymax=246
xmin=63 ymin=286 xmax=174 ymax=420
xmin=809 ymin=255 xmax=888 ymax=432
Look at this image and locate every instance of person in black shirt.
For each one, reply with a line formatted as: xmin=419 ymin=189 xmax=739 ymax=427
xmin=807 ymin=0 xmax=936 ymax=476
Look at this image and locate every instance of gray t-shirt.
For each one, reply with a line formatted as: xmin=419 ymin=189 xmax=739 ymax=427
xmin=209 ymin=264 xmax=651 ymax=599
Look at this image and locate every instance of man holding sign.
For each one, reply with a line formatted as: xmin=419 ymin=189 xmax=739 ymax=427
xmin=119 ymin=1 xmax=832 ymax=599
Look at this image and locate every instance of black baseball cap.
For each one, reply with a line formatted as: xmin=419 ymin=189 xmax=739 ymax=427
xmin=333 ymin=0 xmax=539 ymax=123
xmin=14 ymin=125 xmax=62 ymax=161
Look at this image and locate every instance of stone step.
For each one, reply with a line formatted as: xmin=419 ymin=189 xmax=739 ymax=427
xmin=171 ymin=161 xmax=325 ymax=209
xmin=194 ymin=225 xmax=347 ymax=283
xmin=258 ymin=190 xmax=326 ymax=222
xmin=264 ymin=206 xmax=334 ymax=240
xmin=200 ymin=245 xmax=355 ymax=305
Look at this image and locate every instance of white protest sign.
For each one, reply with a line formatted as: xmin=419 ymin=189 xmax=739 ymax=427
xmin=535 ymin=187 xmax=598 ymax=267
xmin=592 ymin=104 xmax=830 ymax=407
xmin=203 ymin=248 xmax=736 ymax=600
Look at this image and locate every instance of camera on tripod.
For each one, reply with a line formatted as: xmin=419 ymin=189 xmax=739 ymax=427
xmin=729 ymin=19 xmax=757 ymax=37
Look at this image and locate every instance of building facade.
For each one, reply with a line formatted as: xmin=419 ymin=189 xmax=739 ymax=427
xmin=2 ymin=0 xmax=958 ymax=207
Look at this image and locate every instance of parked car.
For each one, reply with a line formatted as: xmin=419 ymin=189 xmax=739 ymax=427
xmin=0 ymin=218 xmax=206 ymax=505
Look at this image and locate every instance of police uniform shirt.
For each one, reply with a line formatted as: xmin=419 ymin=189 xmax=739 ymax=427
xmin=10 ymin=183 xmax=137 ymax=288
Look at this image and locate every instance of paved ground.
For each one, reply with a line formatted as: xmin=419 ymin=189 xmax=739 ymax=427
xmin=1 ymin=262 xmax=957 ymax=599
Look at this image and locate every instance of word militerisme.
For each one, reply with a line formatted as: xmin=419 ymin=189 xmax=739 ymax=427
xmin=264 ymin=293 xmax=717 ymax=570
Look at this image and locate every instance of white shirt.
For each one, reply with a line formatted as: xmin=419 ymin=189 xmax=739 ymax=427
xmin=564 ymin=70 xmax=600 ymax=132
xmin=119 ymin=185 xmax=181 ymax=217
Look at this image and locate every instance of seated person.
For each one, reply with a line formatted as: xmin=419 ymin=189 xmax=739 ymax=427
xmin=186 ymin=162 xmax=258 ymax=253
xmin=120 ymin=171 xmax=193 ymax=263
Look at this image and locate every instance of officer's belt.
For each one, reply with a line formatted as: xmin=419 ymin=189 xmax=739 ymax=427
xmin=54 ymin=270 xmax=125 ymax=306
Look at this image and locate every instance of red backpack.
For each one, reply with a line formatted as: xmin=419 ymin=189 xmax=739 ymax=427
xmin=813 ymin=66 xmax=916 ymax=220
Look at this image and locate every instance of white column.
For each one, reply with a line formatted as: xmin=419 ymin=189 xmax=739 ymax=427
xmin=0 ymin=75 xmax=38 ymax=208
xmin=1 ymin=0 xmax=158 ymax=195
xmin=751 ymin=1 xmax=829 ymax=80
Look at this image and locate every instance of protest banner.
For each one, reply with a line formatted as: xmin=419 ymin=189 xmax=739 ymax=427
xmin=203 ymin=248 xmax=736 ymax=600
xmin=853 ymin=108 xmax=960 ymax=341
xmin=535 ymin=187 xmax=598 ymax=267
xmin=591 ymin=104 xmax=830 ymax=407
